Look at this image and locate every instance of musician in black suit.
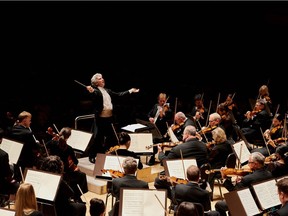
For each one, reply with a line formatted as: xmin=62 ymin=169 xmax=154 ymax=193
xmin=272 ymin=177 xmax=288 ymax=216
xmin=173 ymin=165 xmax=220 ymax=216
xmin=111 ymin=157 xmax=149 ymax=201
xmin=154 ymin=125 xmax=208 ymax=199
xmin=0 ymin=128 xmax=19 ymax=198
xmin=215 ymin=152 xmax=273 ymax=216
xmin=7 ymin=111 xmax=41 ymax=181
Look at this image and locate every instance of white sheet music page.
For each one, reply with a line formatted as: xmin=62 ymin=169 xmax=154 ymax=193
xmin=168 ymin=127 xmax=179 ymax=143
xmin=166 ymin=159 xmax=197 ymax=179
xmin=233 ymin=140 xmax=250 ymax=164
xmin=121 ymin=189 xmax=166 ymax=216
xmin=67 ymin=129 xmax=93 ymax=152
xmin=252 ymin=179 xmax=281 ymax=210
xmin=121 ymin=123 xmax=146 ymax=132
xmin=129 ymin=133 xmax=153 ymax=153
xmin=25 ymin=169 xmax=61 ymax=202
xmin=237 ymin=188 xmax=261 ymax=216
xmin=0 ymin=138 xmax=23 ymax=164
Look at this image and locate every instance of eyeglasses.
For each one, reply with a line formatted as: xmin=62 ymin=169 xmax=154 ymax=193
xmin=248 ymin=161 xmax=255 ymax=164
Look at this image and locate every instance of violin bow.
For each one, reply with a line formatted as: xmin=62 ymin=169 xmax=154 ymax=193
xmin=77 ymin=184 xmax=88 ymax=205
xmin=173 ymin=97 xmax=178 ymax=125
xmin=114 ymin=150 xmax=124 ymax=173
xmin=180 ymin=149 xmax=187 ymax=180
xmin=216 ymin=92 xmax=221 ymax=111
xmin=269 ymin=104 xmax=280 ymax=131
xmin=260 ymin=127 xmax=271 ymax=156
xmin=111 ymin=123 xmax=120 ymax=144
xmin=42 ymin=139 xmax=49 ymax=157
xmin=205 ymin=100 xmax=212 ymax=126
xmin=197 ymin=121 xmax=208 ymax=143
xmin=53 ymin=123 xmax=60 ymax=134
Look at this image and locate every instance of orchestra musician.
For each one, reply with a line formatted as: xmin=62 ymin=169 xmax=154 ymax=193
xmin=7 ymin=111 xmax=42 ymax=182
xmin=108 ymin=132 xmax=143 ymax=169
xmin=147 ymin=92 xmax=173 ymax=165
xmin=189 ymin=94 xmax=208 ymax=131
xmin=266 ymin=145 xmax=288 ymax=178
xmin=173 ymin=165 xmax=220 ymax=216
xmin=109 ymin=157 xmax=149 ymax=216
xmin=252 ymin=113 xmax=285 ymax=156
xmin=258 ymin=84 xmax=272 ymax=113
xmin=272 ymin=177 xmax=288 ymax=216
xmin=207 ymin=127 xmax=233 ymax=198
xmin=154 ymin=125 xmax=209 ymax=200
xmin=199 ymin=112 xmax=221 ymax=142
xmin=46 ymin=127 xmax=88 ymax=203
xmin=168 ymin=111 xmax=196 ymax=142
xmin=241 ymin=99 xmax=272 ymax=147
xmin=214 ymin=152 xmax=273 ymax=216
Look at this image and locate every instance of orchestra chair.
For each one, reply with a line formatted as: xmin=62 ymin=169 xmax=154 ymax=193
xmin=0 ymin=194 xmax=11 ymax=209
xmin=212 ymin=153 xmax=237 ymax=201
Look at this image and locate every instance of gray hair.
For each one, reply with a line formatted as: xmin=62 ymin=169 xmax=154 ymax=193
xmin=210 ymin=112 xmax=221 ymax=121
xmin=122 ymin=157 xmax=137 ymax=174
xmin=175 ymin=112 xmax=186 ymax=120
xmin=91 ymin=73 xmax=102 ymax=86
xmin=212 ymin=127 xmax=227 ymax=143
xmin=184 ymin=125 xmax=197 ymax=136
xmin=250 ymin=152 xmax=265 ymax=166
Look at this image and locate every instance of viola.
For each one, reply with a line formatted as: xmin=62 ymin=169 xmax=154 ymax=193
xmin=101 ymin=169 xmax=124 ymax=178
xmin=205 ymin=167 xmax=253 ymax=176
xmin=265 ymin=153 xmax=278 ymax=164
xmin=171 ymin=122 xmax=184 ymax=131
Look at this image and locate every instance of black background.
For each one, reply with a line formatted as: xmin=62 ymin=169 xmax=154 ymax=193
xmin=1 ymin=1 xmax=288 ymax=136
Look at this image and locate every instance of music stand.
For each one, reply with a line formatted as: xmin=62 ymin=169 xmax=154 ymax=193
xmin=135 ymin=119 xmax=163 ymax=140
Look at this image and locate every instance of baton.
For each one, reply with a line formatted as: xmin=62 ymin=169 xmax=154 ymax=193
xmin=74 ymin=80 xmax=87 ymax=88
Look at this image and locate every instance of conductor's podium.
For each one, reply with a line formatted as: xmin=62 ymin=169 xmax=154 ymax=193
xmin=77 ymin=157 xmax=162 ymax=195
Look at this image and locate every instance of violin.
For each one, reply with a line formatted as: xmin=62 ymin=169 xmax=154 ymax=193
xmin=205 ymin=167 xmax=253 ymax=176
xmin=101 ymin=169 xmax=124 ymax=178
xmin=46 ymin=127 xmax=60 ymax=141
xmin=171 ymin=122 xmax=184 ymax=131
xmin=145 ymin=141 xmax=183 ymax=150
xmin=106 ymin=145 xmax=120 ymax=154
xmin=159 ymin=175 xmax=188 ymax=184
xmin=264 ymin=153 xmax=278 ymax=164
xmin=199 ymin=126 xmax=217 ymax=135
xmin=206 ymin=141 xmax=216 ymax=150
xmin=245 ymin=109 xmax=261 ymax=119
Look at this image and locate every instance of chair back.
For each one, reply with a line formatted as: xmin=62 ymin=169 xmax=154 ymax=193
xmin=226 ymin=153 xmax=236 ymax=168
xmin=199 ymin=163 xmax=211 ymax=183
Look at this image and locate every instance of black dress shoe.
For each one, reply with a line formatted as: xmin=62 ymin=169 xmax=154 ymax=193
xmin=147 ymin=156 xmax=155 ymax=166
xmin=89 ymin=157 xmax=95 ymax=164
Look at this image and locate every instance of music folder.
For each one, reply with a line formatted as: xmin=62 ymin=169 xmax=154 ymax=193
xmin=135 ymin=118 xmax=163 ymax=140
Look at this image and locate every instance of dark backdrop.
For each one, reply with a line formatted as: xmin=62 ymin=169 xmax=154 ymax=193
xmin=1 ymin=1 xmax=288 ymax=137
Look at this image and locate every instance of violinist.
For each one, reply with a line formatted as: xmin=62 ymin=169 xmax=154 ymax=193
xmin=215 ymin=152 xmax=273 ymax=216
xmin=258 ymin=84 xmax=272 ymax=112
xmin=199 ymin=112 xmax=221 ymax=142
xmin=154 ymin=125 xmax=209 ymax=200
xmin=266 ymin=145 xmax=288 ymax=178
xmin=189 ymin=94 xmax=208 ymax=130
xmin=217 ymin=103 xmax=237 ymax=141
xmin=173 ymin=165 xmax=220 ymax=216
xmin=109 ymin=157 xmax=149 ymax=215
xmin=169 ymin=112 xmax=196 ymax=142
xmin=252 ymin=113 xmax=284 ymax=156
xmin=46 ymin=127 xmax=88 ymax=203
xmin=241 ymin=99 xmax=272 ymax=147
xmin=147 ymin=92 xmax=173 ymax=165
xmin=108 ymin=132 xmax=143 ymax=169
xmin=207 ymin=127 xmax=233 ymax=196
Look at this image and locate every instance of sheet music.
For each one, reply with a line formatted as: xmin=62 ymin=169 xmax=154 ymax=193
xmin=232 ymin=140 xmax=250 ymax=164
xmin=67 ymin=129 xmax=93 ymax=152
xmin=120 ymin=189 xmax=166 ymax=216
xmin=165 ymin=159 xmax=197 ymax=179
xmin=168 ymin=127 xmax=179 ymax=143
xmin=252 ymin=179 xmax=281 ymax=210
xmin=0 ymin=208 xmax=15 ymax=216
xmin=121 ymin=123 xmax=147 ymax=132
xmin=128 ymin=133 xmax=153 ymax=153
xmin=24 ymin=169 xmax=61 ymax=202
xmin=0 ymin=138 xmax=23 ymax=164
xmin=237 ymin=188 xmax=261 ymax=216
